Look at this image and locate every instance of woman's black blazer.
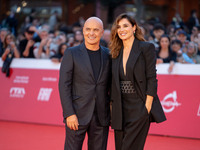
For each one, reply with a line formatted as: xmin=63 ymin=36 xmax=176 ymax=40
xmin=111 ymin=38 xmax=166 ymax=130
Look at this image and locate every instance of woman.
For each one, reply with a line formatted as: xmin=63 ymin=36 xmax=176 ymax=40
xmin=1 ymin=33 xmax=20 ymax=76
xmin=1 ymin=33 xmax=20 ymax=61
xmin=109 ymin=13 xmax=166 ymax=150
xmin=73 ymin=30 xmax=84 ymax=46
xmin=181 ymin=41 xmax=200 ymax=64
xmin=156 ymin=35 xmax=176 ymax=73
xmin=50 ymin=43 xmax=67 ymax=63
xmin=190 ymin=26 xmax=200 ymax=42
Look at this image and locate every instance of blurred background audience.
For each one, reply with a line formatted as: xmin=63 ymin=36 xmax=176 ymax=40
xmin=0 ymin=0 xmax=200 ymax=75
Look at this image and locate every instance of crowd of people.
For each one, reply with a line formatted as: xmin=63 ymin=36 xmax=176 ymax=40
xmin=0 ymin=9 xmax=200 ymax=75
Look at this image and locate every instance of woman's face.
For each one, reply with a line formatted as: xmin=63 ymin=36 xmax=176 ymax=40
xmin=6 ymin=35 xmax=13 ymax=44
xmin=160 ymin=37 xmax=170 ymax=49
xmin=117 ymin=18 xmax=135 ymax=41
xmin=192 ymin=26 xmax=198 ymax=35
xmin=40 ymin=31 xmax=48 ymax=40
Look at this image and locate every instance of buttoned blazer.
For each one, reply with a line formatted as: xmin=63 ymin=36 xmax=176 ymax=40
xmin=59 ymin=43 xmax=111 ymax=126
xmin=111 ymin=38 xmax=166 ymax=130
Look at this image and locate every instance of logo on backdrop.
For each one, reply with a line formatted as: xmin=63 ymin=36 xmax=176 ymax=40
xmin=197 ymin=104 xmax=200 ymax=117
xmin=10 ymin=87 xmax=25 ymax=98
xmin=161 ymin=91 xmax=181 ymax=113
xmin=37 ymin=88 xmax=53 ymax=102
xmin=13 ymin=76 xmax=29 ymax=84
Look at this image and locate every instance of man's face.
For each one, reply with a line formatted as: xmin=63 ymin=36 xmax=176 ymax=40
xmin=25 ymin=31 xmax=34 ymax=40
xmin=172 ymin=43 xmax=181 ymax=52
xmin=25 ymin=26 xmax=35 ymax=40
xmin=83 ymin=19 xmax=103 ymax=47
xmin=153 ymin=29 xmax=164 ymax=40
xmin=177 ymin=34 xmax=186 ymax=43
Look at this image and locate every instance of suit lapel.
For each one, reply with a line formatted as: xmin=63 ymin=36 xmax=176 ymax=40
xmin=79 ymin=43 xmax=95 ymax=81
xmin=127 ymin=38 xmax=141 ymax=81
xmin=112 ymin=48 xmax=123 ymax=94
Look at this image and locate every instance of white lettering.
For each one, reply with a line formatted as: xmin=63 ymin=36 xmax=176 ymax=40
xmin=37 ymin=88 xmax=53 ymax=101
xmin=13 ymin=76 xmax=29 ymax=84
xmin=42 ymin=77 xmax=57 ymax=82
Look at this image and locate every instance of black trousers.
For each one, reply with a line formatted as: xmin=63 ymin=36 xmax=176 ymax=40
xmin=114 ymin=115 xmax=150 ymax=150
xmin=64 ymin=113 xmax=109 ymax=150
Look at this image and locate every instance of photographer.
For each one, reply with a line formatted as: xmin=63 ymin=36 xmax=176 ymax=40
xmin=1 ymin=33 xmax=20 ymax=76
xmin=0 ymin=28 xmax=9 ymax=57
xmin=1 ymin=33 xmax=20 ymax=61
xmin=33 ymin=28 xmax=51 ymax=59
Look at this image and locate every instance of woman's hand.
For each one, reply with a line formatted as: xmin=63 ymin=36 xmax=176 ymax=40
xmin=168 ymin=61 xmax=175 ymax=73
xmin=145 ymin=95 xmax=153 ymax=114
xmin=156 ymin=58 xmax=163 ymax=64
xmin=1 ymin=48 xmax=10 ymax=61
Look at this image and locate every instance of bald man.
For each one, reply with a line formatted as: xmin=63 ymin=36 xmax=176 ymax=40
xmin=59 ymin=17 xmax=111 ymax=150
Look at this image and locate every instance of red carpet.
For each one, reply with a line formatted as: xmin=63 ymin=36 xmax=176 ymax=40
xmin=0 ymin=121 xmax=200 ymax=150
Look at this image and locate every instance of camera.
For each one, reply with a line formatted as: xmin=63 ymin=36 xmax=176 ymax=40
xmin=1 ymin=52 xmax=14 ymax=77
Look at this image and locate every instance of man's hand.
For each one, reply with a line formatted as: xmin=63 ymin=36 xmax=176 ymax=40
xmin=66 ymin=114 xmax=79 ymax=130
xmin=23 ymin=40 xmax=35 ymax=57
xmin=27 ymin=40 xmax=35 ymax=48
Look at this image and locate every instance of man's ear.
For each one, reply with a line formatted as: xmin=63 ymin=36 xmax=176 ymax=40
xmin=102 ymin=29 xmax=104 ymax=35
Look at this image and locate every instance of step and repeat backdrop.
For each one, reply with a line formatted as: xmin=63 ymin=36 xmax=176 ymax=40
xmin=0 ymin=59 xmax=200 ymax=139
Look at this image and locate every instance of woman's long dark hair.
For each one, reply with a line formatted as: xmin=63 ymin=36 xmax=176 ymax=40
xmin=58 ymin=43 xmax=67 ymax=55
xmin=109 ymin=13 xmax=145 ymax=58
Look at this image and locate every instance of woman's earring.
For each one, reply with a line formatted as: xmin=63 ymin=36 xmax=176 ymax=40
xmin=133 ymin=30 xmax=136 ymax=36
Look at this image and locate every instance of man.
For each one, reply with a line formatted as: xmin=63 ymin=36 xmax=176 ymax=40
xmin=176 ymin=30 xmax=189 ymax=53
xmin=150 ymin=23 xmax=165 ymax=51
xmin=187 ymin=10 xmax=199 ymax=33
xmin=19 ymin=25 xmax=36 ymax=58
xmin=48 ymin=10 xmax=59 ymax=31
xmin=59 ymin=17 xmax=111 ymax=150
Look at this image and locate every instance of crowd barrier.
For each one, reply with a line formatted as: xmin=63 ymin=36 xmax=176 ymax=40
xmin=0 ymin=58 xmax=200 ymax=139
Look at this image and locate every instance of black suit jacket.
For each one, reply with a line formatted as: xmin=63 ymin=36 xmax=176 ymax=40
xmin=59 ymin=43 xmax=111 ymax=126
xmin=111 ymin=38 xmax=166 ymax=130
